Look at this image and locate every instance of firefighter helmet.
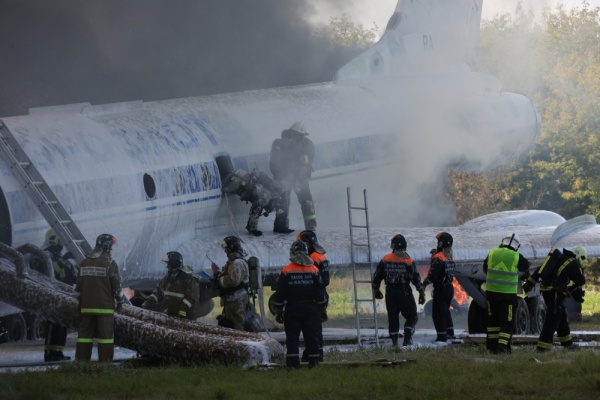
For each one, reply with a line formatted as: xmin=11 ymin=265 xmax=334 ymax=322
xmin=220 ymin=236 xmax=244 ymax=255
xmin=289 ymin=121 xmax=308 ymax=135
xmin=391 ymin=234 xmax=407 ymax=250
xmin=436 ymin=232 xmax=453 ymax=248
xmin=45 ymin=229 xmax=61 ymax=247
xmin=96 ymin=234 xmax=117 ymax=253
xmin=572 ymin=245 xmax=587 ymax=265
xmin=298 ymin=230 xmax=318 ymax=246
xmin=161 ymin=251 xmax=183 ymax=269
xmin=501 ymin=233 xmax=521 ymax=251
xmin=290 ymin=240 xmax=309 ymax=255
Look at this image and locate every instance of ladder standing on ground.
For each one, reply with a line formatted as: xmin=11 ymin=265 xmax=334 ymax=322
xmin=0 ymin=121 xmax=92 ymax=261
xmin=347 ymin=187 xmax=379 ymax=346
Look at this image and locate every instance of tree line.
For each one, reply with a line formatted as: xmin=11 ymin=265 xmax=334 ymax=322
xmin=450 ymin=3 xmax=600 ymax=223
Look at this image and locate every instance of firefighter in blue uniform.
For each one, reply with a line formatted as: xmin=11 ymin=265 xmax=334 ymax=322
xmin=423 ymin=232 xmax=456 ymax=343
xmin=272 ymin=241 xmax=327 ymax=368
xmin=372 ymin=234 xmax=425 ymax=346
xmin=483 ymin=233 xmax=530 ymax=354
xmin=41 ymin=229 xmax=78 ymax=362
xmin=298 ymin=230 xmax=329 ymax=360
xmin=523 ymin=245 xmax=587 ymax=351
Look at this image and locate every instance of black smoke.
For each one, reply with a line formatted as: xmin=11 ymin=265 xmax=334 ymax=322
xmin=0 ymin=0 xmax=364 ymax=117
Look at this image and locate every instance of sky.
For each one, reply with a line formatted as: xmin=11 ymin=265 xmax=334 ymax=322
xmin=315 ymin=0 xmax=600 ymax=37
xmin=1 ymin=1 xmax=598 ymax=116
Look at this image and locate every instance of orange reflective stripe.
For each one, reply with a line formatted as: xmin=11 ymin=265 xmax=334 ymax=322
xmin=282 ymin=263 xmax=319 ymax=275
xmin=382 ymin=253 xmax=413 ymax=264
xmin=310 ymin=253 xmax=327 ymax=264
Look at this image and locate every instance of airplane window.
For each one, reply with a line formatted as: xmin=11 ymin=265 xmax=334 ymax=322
xmin=143 ymin=173 xmax=156 ymax=200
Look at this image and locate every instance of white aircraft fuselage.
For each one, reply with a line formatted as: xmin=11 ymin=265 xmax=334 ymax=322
xmin=0 ymin=0 xmax=547 ymax=291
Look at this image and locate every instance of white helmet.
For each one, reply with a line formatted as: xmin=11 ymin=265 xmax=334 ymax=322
xmin=501 ymin=233 xmax=520 ymax=250
xmin=289 ymin=121 xmax=308 ymax=135
xmin=572 ymin=245 xmax=587 ymax=265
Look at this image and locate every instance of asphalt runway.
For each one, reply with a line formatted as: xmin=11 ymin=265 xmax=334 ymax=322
xmin=1 ymin=328 xmax=599 ymax=372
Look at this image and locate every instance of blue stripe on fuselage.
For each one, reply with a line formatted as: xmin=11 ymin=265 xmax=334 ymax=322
xmin=8 ymin=133 xmax=393 ymax=224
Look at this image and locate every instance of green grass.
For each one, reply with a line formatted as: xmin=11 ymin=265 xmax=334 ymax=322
xmin=2 ymin=346 xmax=600 ymax=399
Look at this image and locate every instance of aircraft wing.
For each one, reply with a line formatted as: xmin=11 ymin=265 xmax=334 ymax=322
xmin=172 ymin=209 xmax=600 ymax=288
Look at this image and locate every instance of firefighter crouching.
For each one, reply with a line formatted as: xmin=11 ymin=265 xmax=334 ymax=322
xmin=222 ymin=168 xmax=287 ymax=237
xmin=272 ymin=241 xmax=327 ymax=368
xmin=75 ymin=234 xmax=122 ymax=362
xmin=372 ymin=234 xmax=425 ymax=346
xmin=142 ymin=251 xmax=200 ymax=320
xmin=523 ymin=245 xmax=587 ymax=351
xmin=211 ymin=236 xmax=250 ymax=331
xmin=483 ymin=233 xmax=530 ymax=354
xmin=423 ymin=232 xmax=456 ymax=343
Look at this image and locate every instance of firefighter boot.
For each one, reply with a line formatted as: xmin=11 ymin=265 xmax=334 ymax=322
xmin=402 ymin=329 xmax=413 ymax=346
xmin=390 ymin=334 xmax=399 ymax=346
xmin=446 ymin=327 xmax=455 ymax=340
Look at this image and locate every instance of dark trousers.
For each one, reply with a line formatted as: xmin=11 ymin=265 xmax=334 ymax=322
xmin=385 ymin=287 xmax=418 ymax=336
xmin=486 ymin=291 xmax=516 ymax=354
xmin=284 ymin=301 xmax=321 ymax=368
xmin=274 ymin=178 xmax=315 ymax=231
xmin=75 ymin=314 xmax=115 ymax=362
xmin=432 ymin=284 xmax=454 ymax=342
xmin=44 ymin=322 xmax=68 ymax=359
xmin=537 ymin=291 xmax=572 ymax=350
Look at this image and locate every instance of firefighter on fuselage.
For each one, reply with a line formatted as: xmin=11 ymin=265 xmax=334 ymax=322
xmin=269 ymin=121 xmax=317 ymax=233
xmin=222 ymin=168 xmax=287 ymax=237
xmin=483 ymin=233 xmax=530 ymax=354
xmin=523 ymin=245 xmax=587 ymax=351
xmin=423 ymin=232 xmax=456 ymax=343
xmin=142 ymin=251 xmax=200 ymax=320
xmin=372 ymin=234 xmax=425 ymax=346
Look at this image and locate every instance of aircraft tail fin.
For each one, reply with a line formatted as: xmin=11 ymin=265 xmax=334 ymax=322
xmin=334 ymin=0 xmax=483 ymax=80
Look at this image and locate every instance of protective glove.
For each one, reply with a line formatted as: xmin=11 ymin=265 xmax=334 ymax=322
xmin=568 ymin=285 xmax=586 ymax=303
xmin=522 ymin=280 xmax=534 ymax=293
xmin=115 ymin=300 xmax=124 ymax=313
xmin=275 ymin=313 xmax=284 ymax=324
xmin=320 ymin=306 xmax=328 ymax=323
xmin=422 ymin=279 xmax=430 ymax=290
xmin=142 ymin=297 xmax=156 ymax=310
xmin=418 ymin=291 xmax=426 ymax=305
xmin=211 ymin=262 xmax=220 ymax=275
xmin=373 ymin=288 xmax=384 ymax=300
